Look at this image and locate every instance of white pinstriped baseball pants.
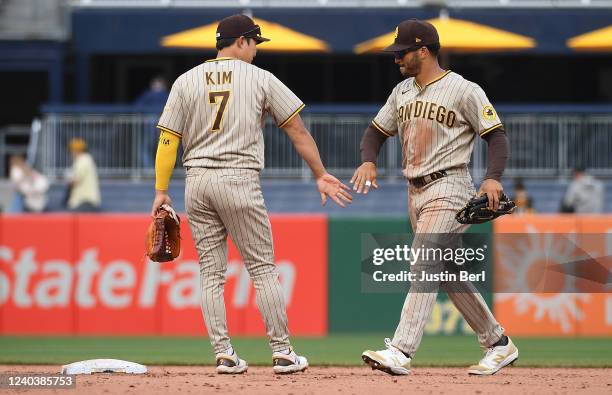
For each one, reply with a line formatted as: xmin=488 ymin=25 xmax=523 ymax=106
xmin=391 ymin=167 xmax=504 ymax=356
xmin=185 ymin=167 xmax=290 ymax=354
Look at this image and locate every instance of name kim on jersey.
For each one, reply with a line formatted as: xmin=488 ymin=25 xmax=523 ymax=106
xmin=398 ymin=100 xmax=456 ymax=128
xmin=206 ymin=71 xmax=233 ymax=85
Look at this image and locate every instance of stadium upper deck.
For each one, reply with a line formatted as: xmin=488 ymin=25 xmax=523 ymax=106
xmin=70 ymin=0 xmax=612 ymax=8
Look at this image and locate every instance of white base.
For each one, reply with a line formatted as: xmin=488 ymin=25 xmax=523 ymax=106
xmin=61 ymin=359 xmax=147 ymax=375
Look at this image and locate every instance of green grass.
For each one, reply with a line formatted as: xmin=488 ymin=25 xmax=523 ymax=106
xmin=0 ymin=335 xmax=610 ymax=367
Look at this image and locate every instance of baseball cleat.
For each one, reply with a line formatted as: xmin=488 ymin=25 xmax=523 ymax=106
xmin=215 ymin=347 xmax=248 ymax=374
xmin=468 ymin=336 xmax=519 ymax=376
xmin=362 ymin=338 xmax=411 ymax=376
xmin=272 ymin=347 xmax=308 ymax=374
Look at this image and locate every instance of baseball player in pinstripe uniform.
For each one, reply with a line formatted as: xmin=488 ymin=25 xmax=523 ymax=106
xmin=354 ymin=19 xmax=518 ymax=376
xmin=151 ymin=14 xmax=352 ymax=375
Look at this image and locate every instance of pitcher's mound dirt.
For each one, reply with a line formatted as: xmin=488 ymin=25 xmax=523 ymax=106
xmin=1 ymin=365 xmax=610 ymax=394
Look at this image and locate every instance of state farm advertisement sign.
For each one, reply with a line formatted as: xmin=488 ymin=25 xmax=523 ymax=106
xmin=0 ymin=215 xmax=327 ymax=335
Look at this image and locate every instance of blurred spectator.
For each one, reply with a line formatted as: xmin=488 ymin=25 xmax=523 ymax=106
xmin=561 ymin=167 xmax=604 ymax=213
xmin=67 ymin=138 xmax=101 ymax=212
xmin=9 ymin=155 xmax=49 ymax=212
xmin=511 ymin=178 xmax=534 ymax=214
xmin=135 ymin=76 xmax=169 ymax=107
xmin=135 ymin=76 xmax=169 ymax=169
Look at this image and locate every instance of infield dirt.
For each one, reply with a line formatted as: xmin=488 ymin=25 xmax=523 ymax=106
xmin=1 ymin=365 xmax=611 ymax=394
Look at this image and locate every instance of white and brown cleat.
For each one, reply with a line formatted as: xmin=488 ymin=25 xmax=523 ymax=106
xmin=215 ymin=347 xmax=248 ymax=374
xmin=272 ymin=347 xmax=308 ymax=374
xmin=468 ymin=337 xmax=519 ymax=376
xmin=362 ymin=338 xmax=411 ymax=376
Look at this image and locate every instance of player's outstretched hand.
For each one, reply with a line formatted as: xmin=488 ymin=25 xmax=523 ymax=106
xmin=350 ymin=162 xmax=379 ymax=194
xmin=478 ymin=179 xmax=503 ymax=211
xmin=151 ymin=191 xmax=173 ymax=217
xmin=317 ymin=173 xmax=352 ymax=207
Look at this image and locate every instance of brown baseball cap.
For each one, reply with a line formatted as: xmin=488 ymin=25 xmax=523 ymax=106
xmin=216 ymin=14 xmax=270 ymax=44
xmin=383 ymin=19 xmax=439 ymax=52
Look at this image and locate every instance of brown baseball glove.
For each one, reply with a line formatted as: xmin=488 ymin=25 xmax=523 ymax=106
xmin=146 ymin=204 xmax=181 ymax=262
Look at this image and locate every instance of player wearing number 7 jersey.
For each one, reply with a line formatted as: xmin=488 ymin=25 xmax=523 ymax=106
xmin=151 ymin=14 xmax=352 ymax=375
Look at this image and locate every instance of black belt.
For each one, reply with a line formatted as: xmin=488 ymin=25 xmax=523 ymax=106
xmin=409 ymin=170 xmax=448 ymax=188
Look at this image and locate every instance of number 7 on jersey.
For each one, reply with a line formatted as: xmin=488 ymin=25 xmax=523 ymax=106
xmin=209 ymin=90 xmax=231 ymax=132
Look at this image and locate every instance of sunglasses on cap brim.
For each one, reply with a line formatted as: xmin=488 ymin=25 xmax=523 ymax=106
xmin=223 ymin=25 xmax=270 ymax=44
xmin=394 ymin=46 xmax=425 ymax=59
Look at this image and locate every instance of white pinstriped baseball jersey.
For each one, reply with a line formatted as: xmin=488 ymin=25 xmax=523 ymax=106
xmin=372 ymin=71 xmax=502 ymax=179
xmin=157 ymin=57 xmax=304 ymax=170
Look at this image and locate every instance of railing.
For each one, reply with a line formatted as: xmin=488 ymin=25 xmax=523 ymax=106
xmin=33 ymin=105 xmax=612 ymax=181
xmin=69 ymin=0 xmax=612 ymax=8
xmin=0 ymin=0 xmax=68 ymax=40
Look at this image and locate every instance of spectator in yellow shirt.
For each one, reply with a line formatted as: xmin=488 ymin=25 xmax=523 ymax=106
xmin=67 ymin=138 xmax=101 ymax=212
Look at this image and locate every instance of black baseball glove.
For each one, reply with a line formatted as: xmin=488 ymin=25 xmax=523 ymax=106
xmin=455 ymin=193 xmax=516 ymax=224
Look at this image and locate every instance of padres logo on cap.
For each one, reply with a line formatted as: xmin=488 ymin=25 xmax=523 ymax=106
xmin=394 ymin=27 xmax=399 ymax=39
xmin=482 ymin=105 xmax=497 ymax=120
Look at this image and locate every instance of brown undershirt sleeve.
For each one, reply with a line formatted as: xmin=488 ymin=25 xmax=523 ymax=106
xmin=360 ymin=125 xmax=389 ymax=164
xmin=483 ymin=127 xmax=510 ymax=181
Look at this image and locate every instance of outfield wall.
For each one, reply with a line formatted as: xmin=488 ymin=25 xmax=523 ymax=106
xmin=0 ymin=215 xmax=327 ymax=336
xmin=0 ymin=214 xmax=609 ymax=337
xmin=494 ymin=216 xmax=612 ymax=337
xmin=328 ymin=218 xmax=493 ymax=335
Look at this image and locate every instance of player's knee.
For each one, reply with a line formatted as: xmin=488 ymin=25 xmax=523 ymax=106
xmin=244 ymin=259 xmax=277 ymax=278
